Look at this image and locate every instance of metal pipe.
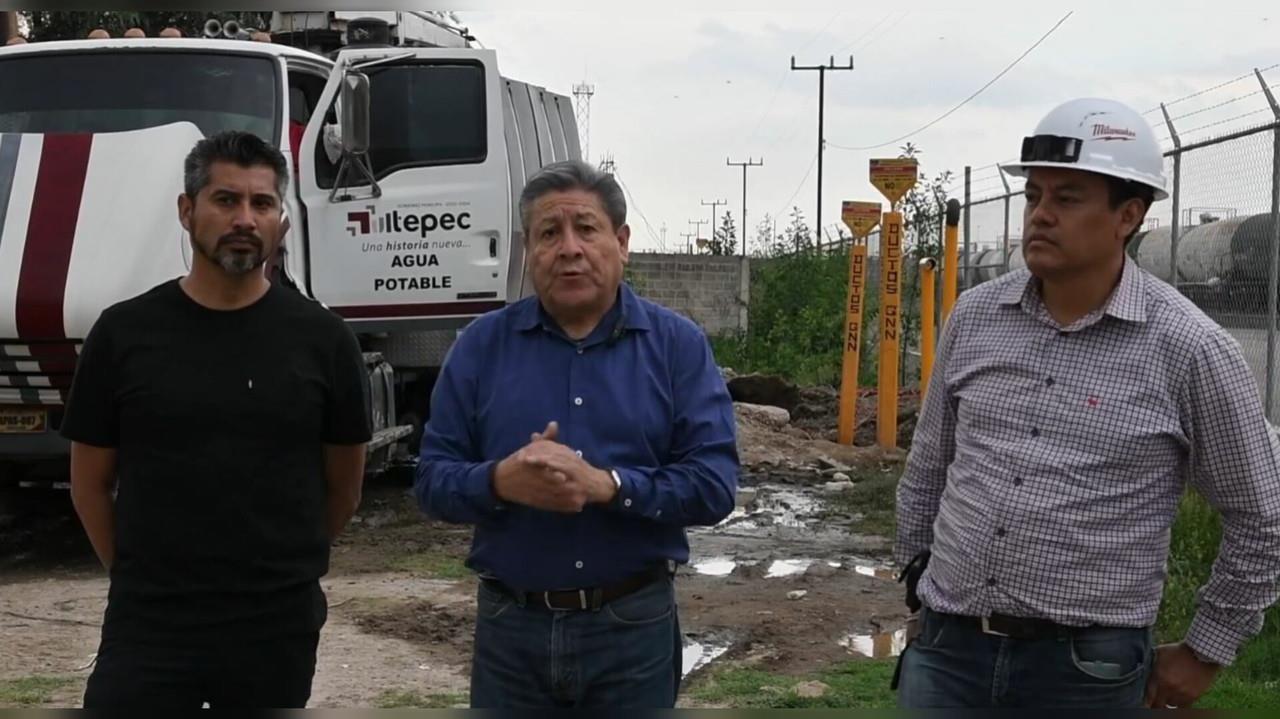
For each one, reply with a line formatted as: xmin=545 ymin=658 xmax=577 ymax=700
xmin=962 ymin=166 xmax=972 ymax=290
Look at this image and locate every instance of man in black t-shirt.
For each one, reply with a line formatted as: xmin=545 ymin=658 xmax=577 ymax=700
xmin=61 ymin=131 xmax=372 ymax=709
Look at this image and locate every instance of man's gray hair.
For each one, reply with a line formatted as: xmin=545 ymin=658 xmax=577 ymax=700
xmin=519 ymin=160 xmax=626 ymax=236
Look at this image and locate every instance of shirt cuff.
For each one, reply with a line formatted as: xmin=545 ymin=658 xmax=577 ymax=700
xmin=474 ymin=460 xmax=507 ymax=513
xmin=1185 ymin=609 xmax=1251 ymax=666
xmin=611 ymin=467 xmax=639 ymax=514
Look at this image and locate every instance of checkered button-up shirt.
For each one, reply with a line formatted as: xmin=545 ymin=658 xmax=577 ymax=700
xmin=896 ymin=257 xmax=1280 ymax=666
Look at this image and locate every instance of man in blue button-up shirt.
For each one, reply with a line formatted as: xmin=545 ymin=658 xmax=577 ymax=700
xmin=415 ymin=159 xmax=739 ymax=709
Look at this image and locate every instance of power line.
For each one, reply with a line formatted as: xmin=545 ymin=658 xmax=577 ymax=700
xmin=742 ymin=9 xmax=845 ymax=148
xmin=827 ymin=11 xmax=1073 ymax=152
xmin=850 ymin=9 xmax=910 ymax=55
xmin=612 ymin=171 xmax=666 ymax=252
xmin=772 ymin=151 xmax=819 ymax=222
xmin=831 ymin=9 xmax=895 ymax=55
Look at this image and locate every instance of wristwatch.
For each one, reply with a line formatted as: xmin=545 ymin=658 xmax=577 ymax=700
xmin=610 ymin=468 xmax=622 ymax=492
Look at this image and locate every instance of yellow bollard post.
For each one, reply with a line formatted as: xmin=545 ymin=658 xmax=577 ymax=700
xmin=919 ymin=257 xmax=937 ymax=399
xmin=878 ymin=211 xmax=903 ymax=450
xmin=942 ymin=199 xmax=960 ymax=325
xmin=868 ymin=158 xmax=916 ymax=451
xmin=838 ymin=201 xmax=881 ymax=445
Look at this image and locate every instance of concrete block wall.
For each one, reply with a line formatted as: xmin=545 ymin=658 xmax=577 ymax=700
xmin=625 ymin=253 xmax=749 ymax=335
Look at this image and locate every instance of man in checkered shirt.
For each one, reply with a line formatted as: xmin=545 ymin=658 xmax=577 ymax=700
xmin=894 ymin=97 xmax=1280 ymax=709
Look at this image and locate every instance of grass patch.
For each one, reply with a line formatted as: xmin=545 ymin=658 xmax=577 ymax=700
xmin=374 ymin=689 xmax=468 ymax=708
xmin=0 ymin=676 xmax=75 ymax=707
xmin=388 ymin=551 xmax=470 ymax=580
xmin=691 ymin=660 xmax=896 ymax=708
xmin=1154 ymin=490 xmax=1280 ymax=708
xmin=827 ymin=461 xmax=902 ymax=538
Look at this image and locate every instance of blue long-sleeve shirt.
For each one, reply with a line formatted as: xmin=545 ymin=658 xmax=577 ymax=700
xmin=414 ymin=284 xmax=739 ymax=591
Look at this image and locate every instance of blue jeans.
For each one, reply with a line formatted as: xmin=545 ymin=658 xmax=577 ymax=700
xmin=469 ymin=575 xmax=682 ymax=708
xmin=897 ymin=608 xmax=1154 ymax=708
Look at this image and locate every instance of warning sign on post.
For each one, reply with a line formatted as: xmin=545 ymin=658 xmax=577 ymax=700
xmin=841 ymin=201 xmax=882 ymax=240
xmin=869 ymin=158 xmax=919 ymax=206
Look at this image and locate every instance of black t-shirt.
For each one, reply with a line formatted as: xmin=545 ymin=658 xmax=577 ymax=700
xmin=60 ymin=279 xmax=372 ymax=641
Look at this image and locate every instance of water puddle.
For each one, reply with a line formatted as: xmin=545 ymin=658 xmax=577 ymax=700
xmin=682 ymin=636 xmax=733 ymax=678
xmin=839 ymin=628 xmax=907 ymax=658
xmin=764 ymin=558 xmax=814 ymax=578
xmin=854 ymin=564 xmax=897 ymax=581
xmin=692 ymin=556 xmax=738 ymax=577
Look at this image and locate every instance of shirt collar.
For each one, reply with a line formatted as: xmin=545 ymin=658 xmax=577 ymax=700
xmin=514 ymin=283 xmax=653 ymax=334
xmin=997 ymin=256 xmax=1147 ymax=323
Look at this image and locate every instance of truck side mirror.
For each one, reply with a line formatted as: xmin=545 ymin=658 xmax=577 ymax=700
xmin=339 ymin=71 xmax=371 ymax=155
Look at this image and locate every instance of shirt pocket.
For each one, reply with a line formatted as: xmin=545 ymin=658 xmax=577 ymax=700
xmin=1053 ymin=365 xmax=1182 ymax=479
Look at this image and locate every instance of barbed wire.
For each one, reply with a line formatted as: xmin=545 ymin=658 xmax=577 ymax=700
xmin=1141 ymin=63 xmax=1280 ymax=115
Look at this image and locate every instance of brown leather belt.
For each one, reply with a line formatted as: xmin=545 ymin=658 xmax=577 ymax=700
xmin=481 ymin=564 xmax=671 ymax=612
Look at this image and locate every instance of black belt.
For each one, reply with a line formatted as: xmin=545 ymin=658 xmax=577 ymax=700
xmin=939 ymin=610 xmax=1092 ymax=640
xmin=481 ymin=564 xmax=672 ymax=612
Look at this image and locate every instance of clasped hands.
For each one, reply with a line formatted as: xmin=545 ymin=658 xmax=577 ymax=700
xmin=492 ymin=421 xmax=617 ymax=513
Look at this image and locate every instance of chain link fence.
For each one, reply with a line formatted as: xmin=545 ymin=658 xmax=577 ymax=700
xmin=944 ymin=68 xmax=1280 ymax=421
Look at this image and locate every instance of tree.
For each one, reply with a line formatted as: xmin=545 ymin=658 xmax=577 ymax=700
xmin=23 ymin=11 xmax=272 ymax=41
xmin=784 ymin=206 xmax=813 ymax=255
xmin=709 ymin=211 xmax=737 ymax=256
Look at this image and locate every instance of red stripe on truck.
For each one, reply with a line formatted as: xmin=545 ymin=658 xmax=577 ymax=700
xmin=14 ymin=134 xmax=93 ymax=401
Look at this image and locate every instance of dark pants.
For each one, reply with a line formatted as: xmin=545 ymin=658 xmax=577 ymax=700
xmin=897 ymin=608 xmax=1154 ymax=708
xmin=83 ymin=631 xmax=320 ymax=709
xmin=470 ymin=575 xmax=682 ymax=708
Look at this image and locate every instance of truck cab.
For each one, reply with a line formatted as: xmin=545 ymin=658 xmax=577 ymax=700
xmin=0 ymin=26 xmax=580 ymax=486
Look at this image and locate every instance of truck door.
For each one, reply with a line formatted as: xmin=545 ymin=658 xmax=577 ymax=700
xmin=297 ymin=48 xmax=510 ymax=325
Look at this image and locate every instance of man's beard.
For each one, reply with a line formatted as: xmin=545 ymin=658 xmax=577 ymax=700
xmin=193 ymin=231 xmax=268 ymax=276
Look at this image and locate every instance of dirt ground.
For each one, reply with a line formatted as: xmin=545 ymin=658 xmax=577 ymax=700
xmin=0 ymin=388 xmax=913 ymax=708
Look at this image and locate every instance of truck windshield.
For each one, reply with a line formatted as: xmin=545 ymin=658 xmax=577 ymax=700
xmin=0 ymin=51 xmax=279 ymax=143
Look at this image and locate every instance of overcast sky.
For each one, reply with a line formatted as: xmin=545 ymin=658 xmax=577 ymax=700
xmin=458 ymin=2 xmax=1280 ymax=253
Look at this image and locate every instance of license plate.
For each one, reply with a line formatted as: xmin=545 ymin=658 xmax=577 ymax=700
xmin=0 ymin=406 xmax=47 ymax=433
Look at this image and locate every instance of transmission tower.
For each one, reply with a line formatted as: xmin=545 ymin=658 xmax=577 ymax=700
xmin=598 ymin=153 xmax=616 ymax=175
xmin=573 ymin=82 xmax=595 ymax=164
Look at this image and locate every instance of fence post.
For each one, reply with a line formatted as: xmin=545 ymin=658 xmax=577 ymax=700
xmin=1257 ymin=68 xmax=1280 ymax=422
xmin=999 ymin=166 xmax=1012 ymax=273
xmin=963 ymin=166 xmax=972 ymax=290
xmin=1160 ymin=103 xmax=1182 ymax=291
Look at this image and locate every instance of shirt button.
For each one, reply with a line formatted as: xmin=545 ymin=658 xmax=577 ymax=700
xmin=987 ymin=577 xmax=998 ymax=587
xmin=1045 ymin=377 xmax=1055 ymax=387
xmin=1030 ymin=428 xmax=1040 ymax=438
xmin=575 ymin=560 xmax=584 ymax=569
xmin=624 ymin=499 xmax=632 ymax=508
xmin=1013 ymin=477 xmax=1024 ymax=487
xmin=576 ymin=345 xmax=584 ymax=355
xmin=995 ymin=528 xmax=1007 ymax=538
xmin=575 ymin=449 xmax=583 ymax=458
xmin=574 ymin=397 xmax=583 ymax=406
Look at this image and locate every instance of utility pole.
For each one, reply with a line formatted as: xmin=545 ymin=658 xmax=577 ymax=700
xmin=687 ymin=219 xmax=709 ymax=254
xmin=726 ymin=157 xmax=764 ymax=257
xmin=791 ymin=55 xmax=854 ymax=248
xmin=680 ymin=231 xmax=696 ymax=255
xmin=701 ymin=198 xmax=726 ymax=253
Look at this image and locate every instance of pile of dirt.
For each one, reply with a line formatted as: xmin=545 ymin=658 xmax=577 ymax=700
xmin=733 ymin=377 xmax=919 ymax=481
xmin=347 ymin=599 xmax=474 ymax=648
xmin=730 ymin=374 xmax=922 ymax=453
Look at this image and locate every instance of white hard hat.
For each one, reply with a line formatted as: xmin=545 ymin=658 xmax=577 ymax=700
xmin=1002 ymin=97 xmax=1168 ymax=201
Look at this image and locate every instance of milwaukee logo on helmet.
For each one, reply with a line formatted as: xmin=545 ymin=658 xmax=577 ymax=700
xmin=1092 ymin=123 xmax=1137 ymax=141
